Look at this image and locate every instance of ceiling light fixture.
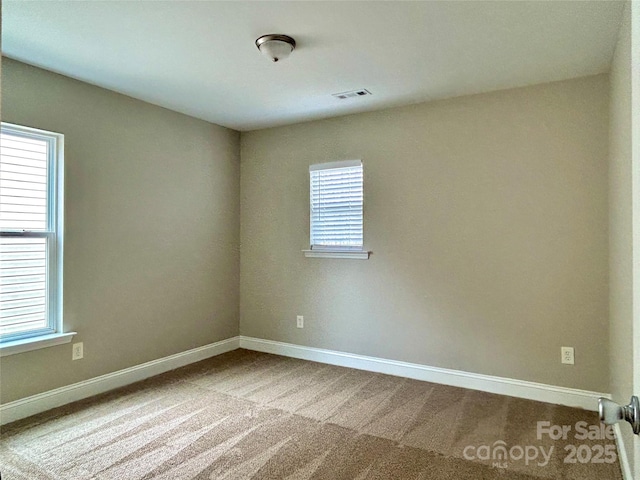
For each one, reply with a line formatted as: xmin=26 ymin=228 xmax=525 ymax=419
xmin=255 ymin=34 xmax=296 ymax=62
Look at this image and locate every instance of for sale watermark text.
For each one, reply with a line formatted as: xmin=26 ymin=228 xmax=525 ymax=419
xmin=537 ymin=421 xmax=615 ymax=441
xmin=462 ymin=421 xmax=617 ymax=469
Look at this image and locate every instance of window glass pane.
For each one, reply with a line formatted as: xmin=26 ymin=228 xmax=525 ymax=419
xmin=0 ymin=133 xmax=49 ymax=231
xmin=0 ymin=124 xmax=60 ymax=343
xmin=0 ymin=237 xmax=48 ymax=336
xmin=310 ymin=163 xmax=363 ymax=248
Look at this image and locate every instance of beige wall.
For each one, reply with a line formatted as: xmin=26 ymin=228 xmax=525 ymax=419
xmin=608 ymin=2 xmax=636 ymax=474
xmin=0 ymin=58 xmax=240 ymax=403
xmin=0 ymin=57 xmax=612 ymax=404
xmin=241 ymin=75 xmax=610 ymax=392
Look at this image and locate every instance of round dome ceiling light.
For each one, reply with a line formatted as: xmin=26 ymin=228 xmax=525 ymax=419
xmin=255 ymin=34 xmax=296 ymax=62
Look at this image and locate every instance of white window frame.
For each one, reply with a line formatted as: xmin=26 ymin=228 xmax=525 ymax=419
xmin=304 ymin=159 xmax=369 ymax=259
xmin=0 ymin=123 xmax=73 ymax=356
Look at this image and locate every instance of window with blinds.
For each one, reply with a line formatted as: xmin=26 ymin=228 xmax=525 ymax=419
xmin=0 ymin=123 xmax=63 ymax=343
xmin=309 ymin=160 xmax=363 ymax=249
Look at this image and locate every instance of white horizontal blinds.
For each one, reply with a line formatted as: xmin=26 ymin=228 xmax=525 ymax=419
xmin=0 ymin=127 xmax=54 ymax=339
xmin=0 ymin=238 xmax=48 ymax=335
xmin=0 ymin=133 xmax=49 ymax=231
xmin=310 ymin=160 xmax=363 ymax=248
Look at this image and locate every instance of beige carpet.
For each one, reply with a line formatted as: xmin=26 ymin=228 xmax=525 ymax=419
xmin=0 ymin=349 xmax=622 ymax=479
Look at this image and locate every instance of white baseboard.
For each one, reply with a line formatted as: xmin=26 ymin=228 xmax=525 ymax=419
xmin=614 ymin=423 xmax=634 ymax=480
xmin=0 ymin=336 xmax=240 ymax=426
xmin=239 ymin=336 xmax=609 ymax=411
xmin=1 ymin=335 xmax=611 ymax=428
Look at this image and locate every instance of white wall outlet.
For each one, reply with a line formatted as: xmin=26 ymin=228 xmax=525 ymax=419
xmin=296 ymin=315 xmax=304 ymax=328
xmin=72 ymin=342 xmax=84 ymax=360
xmin=561 ymin=346 xmax=574 ymax=365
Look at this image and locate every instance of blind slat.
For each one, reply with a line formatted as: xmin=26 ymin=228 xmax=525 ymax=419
xmin=0 ymin=320 xmax=48 ymax=335
xmin=0 ymin=304 xmax=46 ymax=318
xmin=1 ymin=163 xmax=48 ymax=176
xmin=0 ymin=310 xmax=46 ymax=324
xmin=0 ymin=266 xmax=47 ymax=277
xmin=0 ymin=147 xmax=48 ymax=161
xmin=0 ymin=290 xmax=46 ymax=303
xmin=1 ymin=281 xmax=47 ymax=294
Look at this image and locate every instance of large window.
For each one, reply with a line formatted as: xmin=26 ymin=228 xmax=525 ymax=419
xmin=0 ymin=123 xmax=64 ymax=345
xmin=306 ymin=160 xmax=368 ymax=259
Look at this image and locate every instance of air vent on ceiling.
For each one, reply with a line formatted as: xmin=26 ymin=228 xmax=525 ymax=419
xmin=332 ymin=89 xmax=372 ymax=100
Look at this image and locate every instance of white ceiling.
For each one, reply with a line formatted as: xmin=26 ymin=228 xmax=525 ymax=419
xmin=2 ymin=1 xmax=625 ymax=131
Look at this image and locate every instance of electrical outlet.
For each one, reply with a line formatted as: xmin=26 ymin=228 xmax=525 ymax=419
xmin=561 ymin=346 xmax=574 ymax=365
xmin=296 ymin=315 xmax=304 ymax=328
xmin=72 ymin=342 xmax=84 ymax=360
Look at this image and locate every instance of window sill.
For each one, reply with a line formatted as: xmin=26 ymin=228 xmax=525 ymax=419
xmin=303 ymin=249 xmax=370 ymax=259
xmin=0 ymin=332 xmax=77 ymax=357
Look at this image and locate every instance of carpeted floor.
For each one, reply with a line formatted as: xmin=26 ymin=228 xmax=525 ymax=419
xmin=0 ymin=349 xmax=622 ymax=479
